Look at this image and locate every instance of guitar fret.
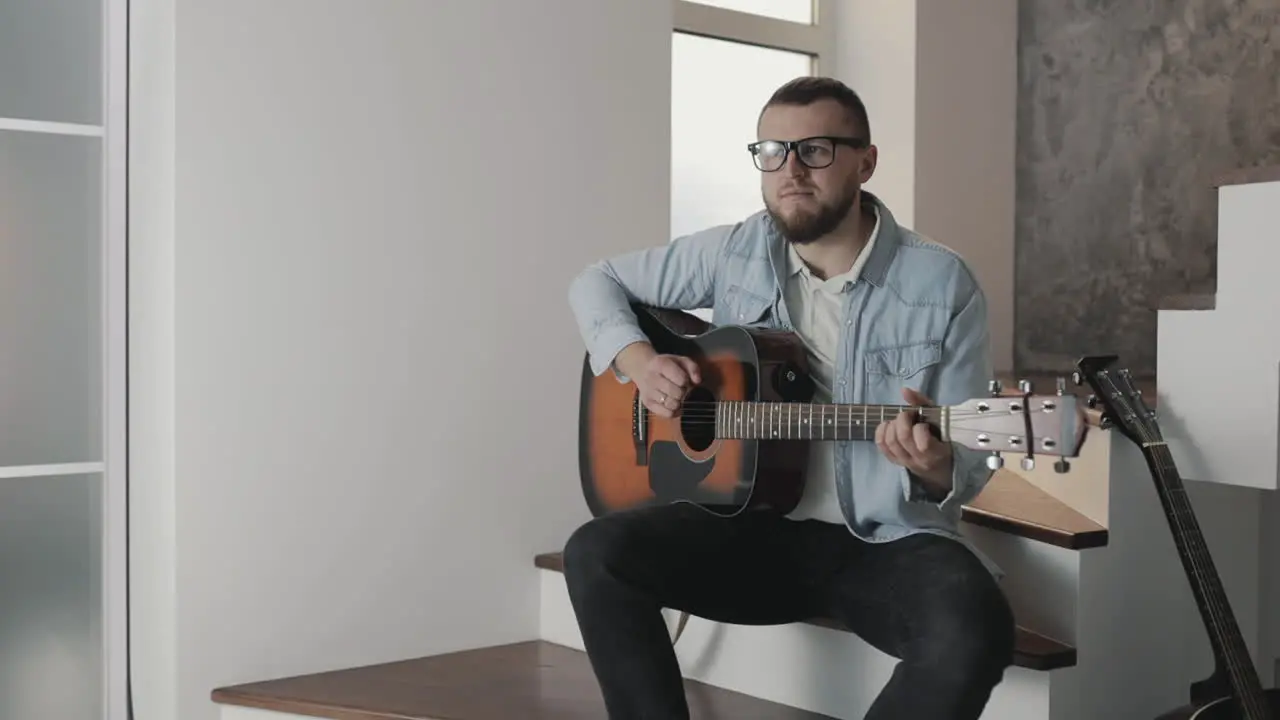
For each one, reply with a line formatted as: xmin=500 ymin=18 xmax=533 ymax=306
xmin=713 ymin=401 xmax=948 ymax=443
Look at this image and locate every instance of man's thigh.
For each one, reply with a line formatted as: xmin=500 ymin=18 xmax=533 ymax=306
xmin=818 ymin=532 xmax=1014 ymax=660
xmin=564 ymin=502 xmax=831 ymax=625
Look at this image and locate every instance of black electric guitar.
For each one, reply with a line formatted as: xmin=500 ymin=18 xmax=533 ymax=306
xmin=1075 ymin=355 xmax=1278 ymax=720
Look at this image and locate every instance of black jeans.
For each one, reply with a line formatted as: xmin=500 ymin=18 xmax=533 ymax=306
xmin=562 ymin=502 xmax=1015 ymax=720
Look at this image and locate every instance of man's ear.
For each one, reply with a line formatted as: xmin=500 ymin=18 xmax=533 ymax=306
xmin=859 ymin=145 xmax=878 ymax=183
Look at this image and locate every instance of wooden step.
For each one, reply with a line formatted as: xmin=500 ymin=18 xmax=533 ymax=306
xmin=211 ymin=639 xmax=838 ymax=719
xmin=535 ymin=552 xmax=1076 ymax=671
xmin=961 ymin=468 xmax=1108 ymax=550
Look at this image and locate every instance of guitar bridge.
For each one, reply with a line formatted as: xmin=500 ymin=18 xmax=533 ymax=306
xmin=632 ymin=389 xmax=648 ymax=466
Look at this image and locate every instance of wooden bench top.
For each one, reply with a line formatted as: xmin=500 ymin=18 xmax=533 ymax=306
xmin=212 ymin=639 xmax=838 ymax=720
xmin=962 ymin=468 xmax=1108 ymax=550
xmin=535 ymin=552 xmax=1077 ymax=671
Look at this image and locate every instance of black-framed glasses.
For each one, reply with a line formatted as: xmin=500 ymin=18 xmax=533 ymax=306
xmin=747 ymin=135 xmax=868 ymax=172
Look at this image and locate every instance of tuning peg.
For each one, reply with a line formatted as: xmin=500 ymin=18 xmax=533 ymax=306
xmin=988 ymin=380 xmax=1003 ymax=397
xmin=1086 ymin=394 xmax=1099 ymax=409
xmin=1021 ymin=456 xmax=1035 ymax=471
xmin=1071 ymin=370 xmax=1083 ymax=386
xmin=985 ymin=453 xmax=1004 ymax=470
xmin=1054 ymin=458 xmax=1071 ymax=474
xmin=1056 ymin=377 xmax=1067 ymax=396
xmin=1018 ymin=379 xmax=1033 ymax=394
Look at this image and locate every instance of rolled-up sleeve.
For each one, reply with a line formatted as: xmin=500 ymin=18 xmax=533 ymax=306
xmin=568 ymin=224 xmax=734 ymax=377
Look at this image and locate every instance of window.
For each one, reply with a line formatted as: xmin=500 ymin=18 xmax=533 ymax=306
xmin=670 ymin=1 xmax=834 ymax=316
xmin=0 ymin=1 xmax=128 ymax=719
xmin=670 ymin=34 xmax=811 ymax=240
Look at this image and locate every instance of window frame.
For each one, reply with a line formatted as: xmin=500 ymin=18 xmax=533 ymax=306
xmin=672 ymin=0 xmax=836 ymax=74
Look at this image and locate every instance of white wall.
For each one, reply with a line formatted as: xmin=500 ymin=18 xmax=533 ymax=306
xmin=914 ymin=0 xmax=1018 ymax=375
xmin=129 ymin=1 xmax=672 ymax=719
xmin=130 ymin=2 xmax=1023 ymax=719
xmin=832 ymin=0 xmax=1018 ymax=374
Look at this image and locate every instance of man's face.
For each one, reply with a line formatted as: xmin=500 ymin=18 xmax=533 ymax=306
xmin=755 ymin=99 xmax=875 ymax=244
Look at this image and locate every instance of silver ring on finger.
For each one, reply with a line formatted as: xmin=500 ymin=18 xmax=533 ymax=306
xmin=660 ymin=392 xmax=668 ymax=405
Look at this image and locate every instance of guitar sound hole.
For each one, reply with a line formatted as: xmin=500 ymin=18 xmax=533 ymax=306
xmin=681 ymin=386 xmax=717 ymax=452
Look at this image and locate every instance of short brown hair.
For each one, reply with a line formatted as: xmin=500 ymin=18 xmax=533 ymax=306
xmin=759 ymin=76 xmax=871 ymax=142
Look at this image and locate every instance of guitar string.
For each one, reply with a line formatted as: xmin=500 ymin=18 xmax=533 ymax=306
xmin=642 ymin=406 xmax=1064 ymax=445
xmin=665 ymin=403 xmax=1050 ymax=418
xmin=654 ymin=407 xmax=1055 ymax=424
xmin=667 ymin=409 xmax=1033 ymax=420
xmin=1099 ymin=373 xmax=1269 ymax=720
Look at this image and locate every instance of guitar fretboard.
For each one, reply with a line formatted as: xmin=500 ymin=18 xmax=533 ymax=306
xmin=715 ymin=402 xmax=945 ymax=441
xmin=1148 ymin=444 xmax=1271 ymax=716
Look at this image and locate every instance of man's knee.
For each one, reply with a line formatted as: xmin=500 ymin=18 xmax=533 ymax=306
xmin=920 ymin=586 xmax=1016 ymax=683
xmin=562 ymin=515 xmax=626 ymax=588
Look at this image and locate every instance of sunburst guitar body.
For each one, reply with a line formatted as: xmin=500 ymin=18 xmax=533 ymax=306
xmin=577 ymin=305 xmax=1088 ymax=518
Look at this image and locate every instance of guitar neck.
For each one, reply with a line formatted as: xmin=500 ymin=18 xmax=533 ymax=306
xmin=712 ymin=401 xmax=944 ymax=442
xmin=1144 ymin=443 xmax=1269 ymax=710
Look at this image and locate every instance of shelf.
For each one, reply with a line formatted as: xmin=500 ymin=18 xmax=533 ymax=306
xmin=0 ymin=118 xmax=105 ymax=137
xmin=0 ymin=130 xmax=103 ymax=468
xmin=0 ymin=0 xmax=103 ymax=126
xmin=0 ymin=463 xmax=106 ymax=480
xmin=0 ymin=472 xmax=105 ymax=718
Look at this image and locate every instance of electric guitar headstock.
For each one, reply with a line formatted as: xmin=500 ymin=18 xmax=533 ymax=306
xmin=1073 ymin=354 xmax=1163 ymax=451
xmin=947 ymin=377 xmax=1090 ymax=474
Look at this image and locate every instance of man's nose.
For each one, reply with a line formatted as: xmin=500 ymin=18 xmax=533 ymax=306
xmin=784 ymin=151 xmax=807 ymax=176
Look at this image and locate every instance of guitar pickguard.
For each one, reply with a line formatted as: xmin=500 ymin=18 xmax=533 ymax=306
xmin=648 ymin=440 xmax=715 ymax=499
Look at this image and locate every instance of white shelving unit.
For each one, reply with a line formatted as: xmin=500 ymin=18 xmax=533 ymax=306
xmin=0 ymin=0 xmax=128 ymax=718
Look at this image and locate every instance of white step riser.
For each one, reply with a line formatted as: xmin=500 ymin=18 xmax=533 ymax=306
xmin=959 ymin=524 xmax=1085 ymax=645
xmin=539 ymin=569 xmax=1055 ymax=720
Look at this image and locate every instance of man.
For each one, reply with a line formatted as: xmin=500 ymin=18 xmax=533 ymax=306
xmin=564 ymin=76 xmax=1014 ymax=720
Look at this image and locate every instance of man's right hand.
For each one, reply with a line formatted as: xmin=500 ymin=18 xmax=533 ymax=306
xmin=615 ymin=342 xmax=702 ymax=418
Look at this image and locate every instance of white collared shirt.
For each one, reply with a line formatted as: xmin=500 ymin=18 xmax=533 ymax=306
xmin=783 ymin=205 xmax=881 ymax=524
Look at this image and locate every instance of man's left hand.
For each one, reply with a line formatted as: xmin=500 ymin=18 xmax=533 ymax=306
xmin=875 ymin=387 xmax=953 ymax=490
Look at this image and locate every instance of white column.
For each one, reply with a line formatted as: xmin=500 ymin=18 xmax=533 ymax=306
xmin=1157 ymin=174 xmax=1280 ymax=491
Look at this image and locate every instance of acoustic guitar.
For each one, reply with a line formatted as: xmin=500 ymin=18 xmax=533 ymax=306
xmin=1075 ymin=355 xmax=1278 ymax=720
xmin=577 ymin=304 xmax=1088 ymax=517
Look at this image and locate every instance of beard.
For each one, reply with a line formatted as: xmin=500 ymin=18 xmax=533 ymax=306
xmin=764 ymin=186 xmax=858 ymax=245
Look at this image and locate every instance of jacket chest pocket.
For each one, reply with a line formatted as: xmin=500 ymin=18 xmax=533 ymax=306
xmin=863 ymin=341 xmax=942 ymax=400
xmin=715 ymin=284 xmax=775 ymax=327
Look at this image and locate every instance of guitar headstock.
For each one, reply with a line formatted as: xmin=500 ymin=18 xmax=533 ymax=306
xmin=1073 ymin=354 xmax=1162 ymax=448
xmin=949 ymin=377 xmax=1089 ymax=474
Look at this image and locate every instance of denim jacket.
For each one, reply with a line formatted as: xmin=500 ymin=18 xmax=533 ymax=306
xmin=568 ymin=191 xmax=999 ymax=575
